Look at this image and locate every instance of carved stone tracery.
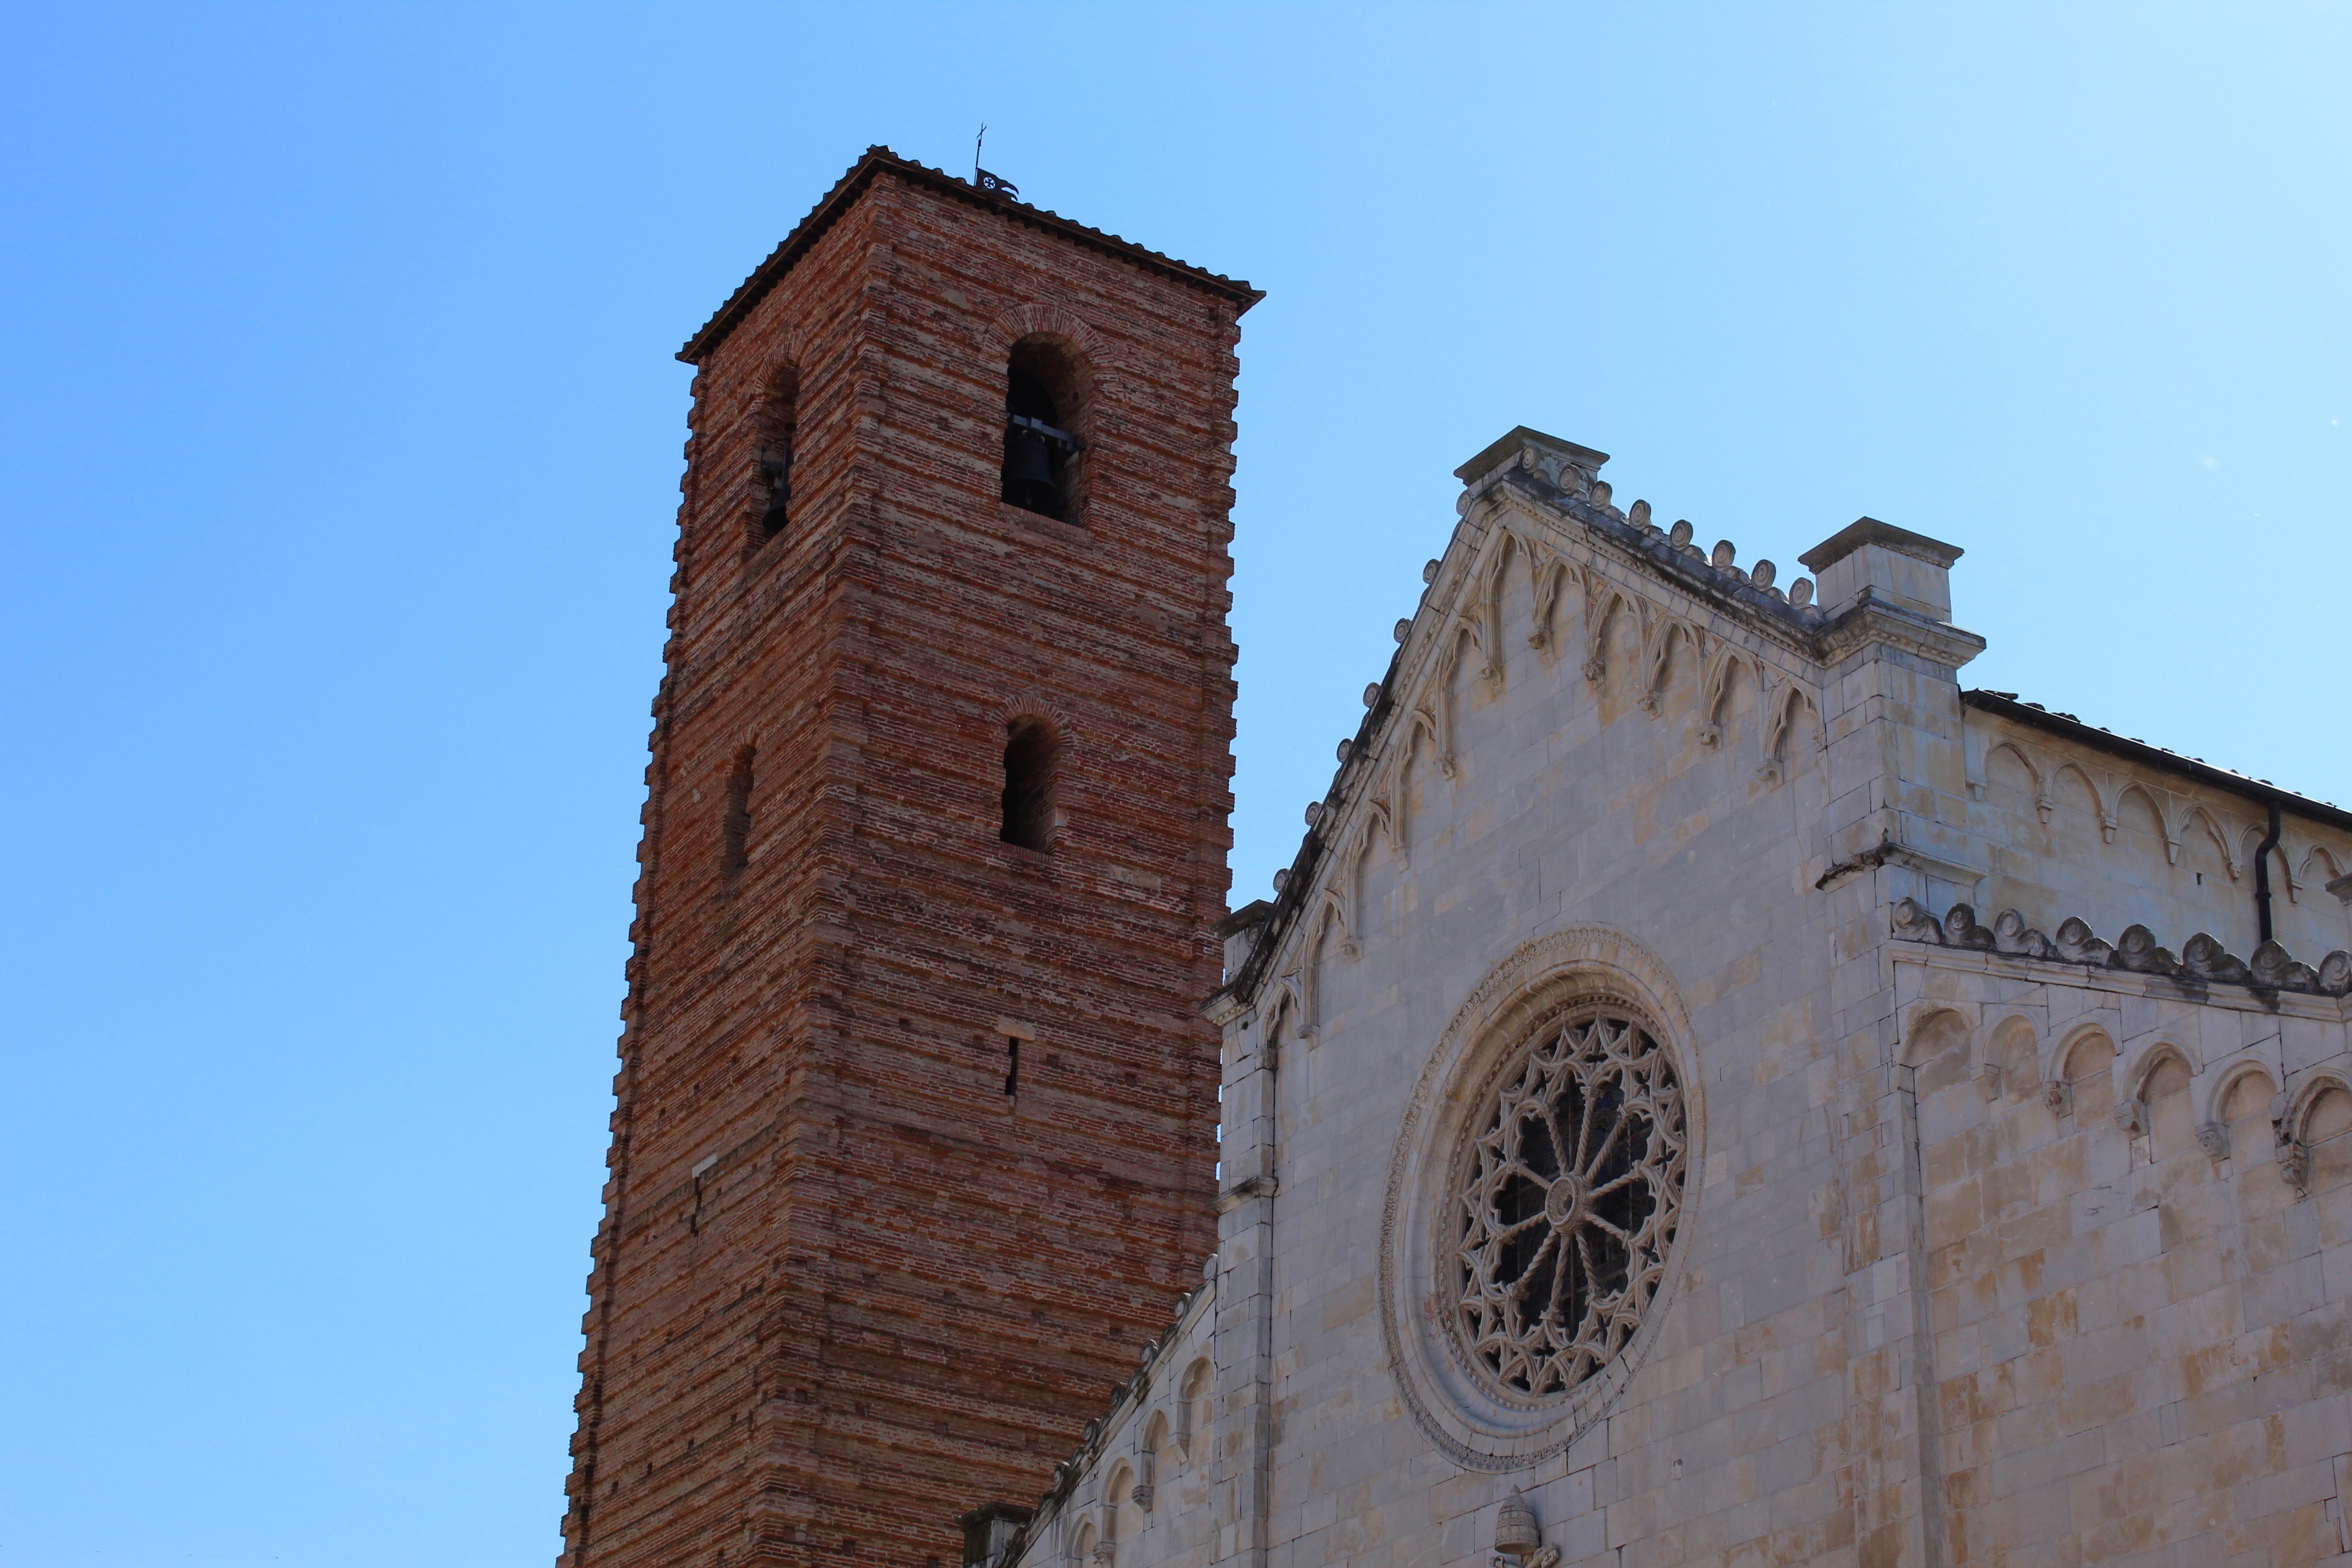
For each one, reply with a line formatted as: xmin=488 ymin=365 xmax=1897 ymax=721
xmin=1453 ymin=1008 xmax=1687 ymax=1400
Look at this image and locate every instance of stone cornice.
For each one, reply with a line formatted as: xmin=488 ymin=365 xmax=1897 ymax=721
xmin=1889 ymin=941 xmax=2351 ymax=1024
xmin=1812 ymin=590 xmax=1987 ymax=670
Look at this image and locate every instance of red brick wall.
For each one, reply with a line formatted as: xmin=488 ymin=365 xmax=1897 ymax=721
xmin=561 ymin=152 xmax=1254 ymax=1568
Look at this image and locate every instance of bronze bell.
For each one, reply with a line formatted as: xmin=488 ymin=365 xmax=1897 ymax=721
xmin=1004 ymin=429 xmax=1058 ymax=489
xmin=1002 ymin=426 xmax=1062 ymax=514
xmin=1493 ymin=1491 xmax=1541 ymax=1558
xmin=757 ymin=451 xmax=791 ymax=534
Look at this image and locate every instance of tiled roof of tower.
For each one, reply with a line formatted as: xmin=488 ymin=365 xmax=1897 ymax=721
xmin=679 ymin=145 xmax=1264 ymax=363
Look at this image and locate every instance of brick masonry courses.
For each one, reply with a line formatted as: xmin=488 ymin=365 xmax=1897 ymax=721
xmin=559 ymin=149 xmax=1260 ymax=1568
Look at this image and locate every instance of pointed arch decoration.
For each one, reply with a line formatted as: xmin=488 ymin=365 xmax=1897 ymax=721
xmin=2182 ymin=804 xmax=2240 ymax=881
xmin=1526 ymin=553 xmax=1578 ymax=654
xmin=1477 ymin=532 xmax=1522 ymax=683
xmin=2116 ymin=782 xmax=2179 ymax=864
xmin=2298 ymin=844 xmax=2344 ymax=904
xmin=1757 ymin=683 xmax=1820 ymax=786
xmin=1984 ymin=740 xmax=2049 ymax=822
xmin=1638 ymin=617 xmax=1695 ymax=718
xmin=1582 ymin=587 xmax=1641 ymax=686
xmin=2050 ymin=761 xmax=2111 ymax=840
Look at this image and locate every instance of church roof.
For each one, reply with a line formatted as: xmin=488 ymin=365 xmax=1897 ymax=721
xmin=679 ymin=146 xmax=1263 ymax=364
xmin=1963 ymin=689 xmax=2352 ymax=832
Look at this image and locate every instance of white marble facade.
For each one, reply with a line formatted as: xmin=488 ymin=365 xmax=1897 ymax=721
xmin=990 ymin=429 xmax=2352 ymax=1568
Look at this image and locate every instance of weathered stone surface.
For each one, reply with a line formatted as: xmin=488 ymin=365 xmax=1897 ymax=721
xmin=1010 ymin=434 xmax=2352 ymax=1568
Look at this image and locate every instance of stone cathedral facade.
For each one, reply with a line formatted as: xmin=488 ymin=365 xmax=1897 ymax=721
xmin=571 ymin=152 xmax=2352 ymax=1568
xmin=992 ymin=429 xmax=2352 ymax=1568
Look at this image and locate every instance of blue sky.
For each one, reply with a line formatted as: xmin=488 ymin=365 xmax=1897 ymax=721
xmin=3 ymin=5 xmax=2347 ymax=1564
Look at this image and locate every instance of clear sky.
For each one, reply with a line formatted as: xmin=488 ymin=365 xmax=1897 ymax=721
xmin=3 ymin=5 xmax=2347 ymax=1564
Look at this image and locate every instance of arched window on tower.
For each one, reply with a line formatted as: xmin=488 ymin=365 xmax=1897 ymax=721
xmin=1000 ymin=337 xmax=1084 ymax=522
xmin=1000 ymin=717 xmax=1058 ymax=851
xmin=753 ymin=363 xmax=798 ymax=549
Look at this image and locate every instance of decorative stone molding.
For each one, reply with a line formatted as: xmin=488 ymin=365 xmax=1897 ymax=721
xmin=2040 ymin=1079 xmax=2074 ymax=1117
xmin=2195 ymin=1122 xmax=2231 ymax=1161
xmin=2180 ymin=933 xmax=2252 ymax=985
xmin=1889 ymin=898 xmax=2352 ymax=997
xmin=1812 ymin=595 xmax=1987 ymax=670
xmin=1012 ymin=1269 xmax=1217 ymax=1550
xmin=1940 ymin=903 xmax=1997 ymax=950
xmin=1992 ymin=908 xmax=2057 ymax=960
xmin=2053 ymin=917 xmax=2116 ymax=965
xmin=2112 ymin=926 xmax=2181 ymax=975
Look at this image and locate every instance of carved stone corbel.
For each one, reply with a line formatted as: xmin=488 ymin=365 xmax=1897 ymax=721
xmin=2272 ymin=1095 xmax=2312 ymax=1194
xmin=1527 ymin=558 xmax=1569 ymax=651
xmin=1940 ymin=904 xmax=1997 ymax=951
xmin=1891 ymin=898 xmax=1944 ymax=944
xmin=2052 ymin=917 xmax=2114 ymax=966
xmin=2180 ymin=932 xmax=2251 ymax=984
xmin=2040 ymin=1079 xmax=2074 ymax=1117
xmin=2278 ymin=1137 xmax=2310 ymax=1194
xmin=2110 ymin=926 xmax=2179 ymax=975
xmin=1991 ymin=908 xmax=2057 ymax=960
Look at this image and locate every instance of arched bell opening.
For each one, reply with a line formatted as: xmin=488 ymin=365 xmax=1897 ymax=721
xmin=1000 ymin=336 xmax=1087 ymax=523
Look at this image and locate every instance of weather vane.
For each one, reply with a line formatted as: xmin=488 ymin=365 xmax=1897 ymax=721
xmin=974 ymin=123 xmax=1018 ymax=199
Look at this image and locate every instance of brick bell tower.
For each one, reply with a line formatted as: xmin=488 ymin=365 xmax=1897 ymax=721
xmin=559 ymin=149 xmax=1258 ymax=1568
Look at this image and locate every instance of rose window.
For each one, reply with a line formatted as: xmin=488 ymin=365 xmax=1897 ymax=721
xmin=1455 ymin=1008 xmax=1686 ymax=1398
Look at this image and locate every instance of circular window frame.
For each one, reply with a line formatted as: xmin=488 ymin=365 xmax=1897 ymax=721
xmin=1376 ymin=928 xmax=1704 ymax=1471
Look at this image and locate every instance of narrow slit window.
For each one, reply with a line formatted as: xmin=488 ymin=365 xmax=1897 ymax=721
xmin=722 ymin=747 xmax=755 ymax=879
xmin=754 ymin=366 xmax=798 ymax=548
xmin=999 ymin=719 xmax=1057 ymax=851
